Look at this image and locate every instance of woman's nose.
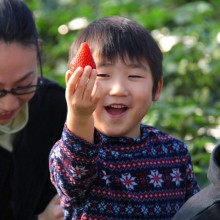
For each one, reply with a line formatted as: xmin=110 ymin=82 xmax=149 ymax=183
xmin=0 ymin=93 xmax=19 ymax=111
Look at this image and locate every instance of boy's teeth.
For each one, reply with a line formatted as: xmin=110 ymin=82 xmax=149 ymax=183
xmin=110 ymin=104 xmax=125 ymax=108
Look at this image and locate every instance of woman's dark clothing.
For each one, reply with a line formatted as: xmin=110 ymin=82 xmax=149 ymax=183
xmin=0 ymin=78 xmax=67 ymax=220
xmin=172 ymin=143 xmax=220 ymax=220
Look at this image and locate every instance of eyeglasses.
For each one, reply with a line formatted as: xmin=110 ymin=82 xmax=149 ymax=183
xmin=0 ymin=84 xmax=41 ymax=98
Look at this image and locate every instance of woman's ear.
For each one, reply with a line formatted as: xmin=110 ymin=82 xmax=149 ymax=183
xmin=153 ymin=79 xmax=163 ymax=101
xmin=65 ymin=70 xmax=72 ymax=85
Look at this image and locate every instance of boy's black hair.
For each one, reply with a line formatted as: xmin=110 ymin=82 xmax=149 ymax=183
xmin=0 ymin=0 xmax=43 ymax=80
xmin=69 ymin=16 xmax=163 ymax=97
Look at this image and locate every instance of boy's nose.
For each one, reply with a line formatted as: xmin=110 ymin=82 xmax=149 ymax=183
xmin=109 ymin=80 xmax=129 ymax=96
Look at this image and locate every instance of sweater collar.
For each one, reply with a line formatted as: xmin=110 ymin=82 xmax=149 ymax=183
xmin=100 ymin=124 xmax=150 ymax=146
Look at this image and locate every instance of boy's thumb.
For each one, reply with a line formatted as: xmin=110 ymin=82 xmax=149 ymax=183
xmin=51 ymin=194 xmax=60 ymax=204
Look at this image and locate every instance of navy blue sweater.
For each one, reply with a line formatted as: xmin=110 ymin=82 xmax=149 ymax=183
xmin=50 ymin=124 xmax=199 ymax=220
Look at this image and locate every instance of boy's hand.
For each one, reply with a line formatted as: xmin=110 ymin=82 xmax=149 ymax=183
xmin=65 ymin=66 xmax=101 ymax=142
xmin=66 ymin=66 xmax=99 ymax=118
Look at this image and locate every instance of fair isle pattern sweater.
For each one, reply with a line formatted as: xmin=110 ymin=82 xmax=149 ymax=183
xmin=49 ymin=124 xmax=200 ymax=220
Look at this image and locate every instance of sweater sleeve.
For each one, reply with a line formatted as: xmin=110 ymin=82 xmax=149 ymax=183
xmin=49 ymin=124 xmax=100 ymax=217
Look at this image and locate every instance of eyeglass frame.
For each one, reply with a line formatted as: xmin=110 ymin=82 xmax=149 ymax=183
xmin=0 ymin=84 xmax=42 ymax=98
xmin=0 ymin=37 xmax=44 ymax=98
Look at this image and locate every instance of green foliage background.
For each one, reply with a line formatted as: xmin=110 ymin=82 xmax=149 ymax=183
xmin=25 ymin=0 xmax=220 ymax=188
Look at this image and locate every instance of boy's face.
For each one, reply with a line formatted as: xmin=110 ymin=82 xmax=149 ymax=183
xmin=93 ymin=55 xmax=162 ymax=138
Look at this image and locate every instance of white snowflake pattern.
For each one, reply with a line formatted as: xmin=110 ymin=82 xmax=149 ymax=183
xmin=126 ymin=205 xmax=134 ymax=215
xmin=154 ymin=204 xmax=161 ymax=214
xmin=51 ymin=146 xmax=61 ymax=159
xmin=98 ymin=201 xmax=107 ymax=212
xmin=148 ymin=170 xmax=164 ymax=187
xmin=186 ymin=164 xmax=193 ymax=179
xmin=70 ymin=165 xmax=87 ymax=179
xmin=120 ymin=173 xmax=137 ymax=190
xmin=170 ymin=168 xmax=183 ymax=186
xmin=101 ymin=170 xmax=111 ymax=185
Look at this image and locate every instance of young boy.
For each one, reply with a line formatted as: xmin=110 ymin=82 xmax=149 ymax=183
xmin=49 ymin=16 xmax=199 ymax=219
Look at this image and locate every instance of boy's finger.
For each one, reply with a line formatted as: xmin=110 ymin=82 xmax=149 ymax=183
xmin=83 ymin=68 xmax=97 ymax=100
xmin=51 ymin=194 xmax=60 ymax=204
xmin=66 ymin=68 xmax=83 ymax=96
xmin=91 ymin=79 xmax=102 ymax=105
xmin=65 ymin=70 xmax=71 ymax=84
xmin=74 ymin=66 xmax=93 ymax=97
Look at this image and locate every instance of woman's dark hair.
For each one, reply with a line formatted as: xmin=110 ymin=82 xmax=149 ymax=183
xmin=69 ymin=16 xmax=163 ymax=97
xmin=0 ymin=0 xmax=43 ymax=79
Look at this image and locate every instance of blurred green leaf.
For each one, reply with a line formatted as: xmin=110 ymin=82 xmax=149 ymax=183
xmin=27 ymin=0 xmax=220 ymax=188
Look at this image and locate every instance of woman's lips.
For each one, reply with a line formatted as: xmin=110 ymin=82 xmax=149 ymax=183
xmin=0 ymin=112 xmax=14 ymax=120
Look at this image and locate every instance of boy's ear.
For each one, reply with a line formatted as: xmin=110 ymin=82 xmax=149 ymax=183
xmin=153 ymin=79 xmax=163 ymax=101
xmin=65 ymin=70 xmax=72 ymax=84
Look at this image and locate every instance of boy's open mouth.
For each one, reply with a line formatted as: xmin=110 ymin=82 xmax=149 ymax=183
xmin=105 ymin=104 xmax=128 ymax=115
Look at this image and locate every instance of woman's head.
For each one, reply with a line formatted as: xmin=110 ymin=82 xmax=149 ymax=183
xmin=0 ymin=0 xmax=40 ymax=125
xmin=69 ymin=16 xmax=163 ymax=98
xmin=0 ymin=0 xmax=38 ymax=46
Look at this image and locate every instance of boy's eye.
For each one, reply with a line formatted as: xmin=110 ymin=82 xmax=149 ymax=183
xmin=129 ymin=75 xmax=143 ymax=78
xmin=97 ymin=73 xmax=109 ymax=77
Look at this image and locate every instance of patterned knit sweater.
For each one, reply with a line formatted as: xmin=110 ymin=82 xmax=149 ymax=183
xmin=49 ymin=124 xmax=200 ymax=220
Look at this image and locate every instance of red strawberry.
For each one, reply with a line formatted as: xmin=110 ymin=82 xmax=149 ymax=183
xmin=69 ymin=42 xmax=96 ymax=73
